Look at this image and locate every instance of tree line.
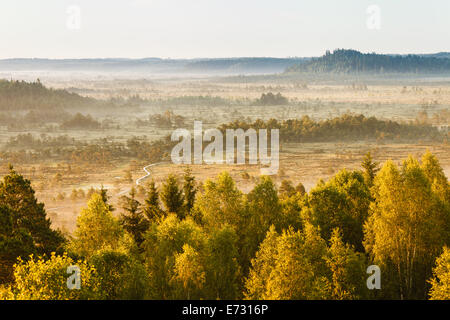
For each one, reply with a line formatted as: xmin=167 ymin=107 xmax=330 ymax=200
xmin=219 ymin=114 xmax=444 ymax=143
xmin=286 ymin=49 xmax=450 ymax=74
xmin=1 ymin=135 xmax=176 ymax=165
xmin=0 ymin=151 xmax=449 ymax=300
xmin=0 ymin=79 xmax=141 ymax=112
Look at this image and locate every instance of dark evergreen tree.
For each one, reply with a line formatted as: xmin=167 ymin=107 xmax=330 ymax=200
xmin=119 ymin=187 xmax=149 ymax=247
xmin=99 ymin=184 xmax=114 ymax=212
xmin=160 ymin=174 xmax=184 ymax=219
xmin=143 ymin=180 xmax=163 ymax=222
xmin=361 ymin=152 xmax=379 ymax=187
xmin=183 ymin=168 xmax=197 ymax=215
xmin=0 ymin=165 xmax=65 ymax=283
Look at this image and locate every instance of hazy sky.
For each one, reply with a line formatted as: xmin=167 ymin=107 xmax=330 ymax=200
xmin=1 ymin=0 xmax=449 ymax=59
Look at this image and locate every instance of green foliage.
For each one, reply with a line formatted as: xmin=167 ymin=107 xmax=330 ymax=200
xmin=194 ymin=172 xmax=252 ymax=276
xmin=0 ymin=206 xmax=35 ymax=283
xmin=2 ymin=151 xmax=449 ymax=300
xmin=183 ymin=168 xmax=197 ymax=215
xmin=99 ymin=185 xmax=114 ymax=212
xmin=143 ymin=180 xmax=164 ymax=222
xmin=245 ymin=224 xmax=330 ymax=300
xmin=303 ymin=169 xmax=370 ymax=251
xmin=278 ymin=192 xmax=304 ymax=231
xmin=325 ymin=229 xmax=368 ymax=299
xmin=242 ymin=176 xmax=282 ymax=273
xmin=361 ymin=152 xmax=379 ymax=188
xmin=90 ymin=249 xmax=150 ymax=300
xmin=119 ymin=187 xmax=149 ymax=247
xmin=0 ymin=166 xmax=65 ymax=283
xmin=194 ymin=172 xmax=246 ymax=230
xmin=204 ymin=225 xmax=241 ymax=299
xmin=142 ymin=214 xmax=206 ymax=299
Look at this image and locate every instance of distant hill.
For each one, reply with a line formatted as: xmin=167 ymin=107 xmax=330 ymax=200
xmin=285 ymin=49 xmax=450 ymax=74
xmin=0 ymin=57 xmax=307 ymax=76
xmin=417 ymin=52 xmax=450 ymax=59
xmin=0 ymin=79 xmax=98 ymax=111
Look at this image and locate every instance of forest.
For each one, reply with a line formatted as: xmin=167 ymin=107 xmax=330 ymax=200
xmin=0 ymin=72 xmax=448 ymax=302
xmin=286 ymin=49 xmax=450 ymax=74
xmin=0 ymin=151 xmax=449 ymax=300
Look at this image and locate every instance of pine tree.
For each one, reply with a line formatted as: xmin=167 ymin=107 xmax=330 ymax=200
xmin=0 ymin=165 xmax=64 ymax=262
xmin=143 ymin=180 xmax=163 ymax=222
xmin=361 ymin=152 xmax=379 ymax=187
xmin=160 ymin=174 xmax=184 ymax=219
xmin=99 ymin=184 xmax=114 ymax=212
xmin=0 ymin=205 xmax=35 ymax=284
xmin=183 ymin=168 xmax=197 ymax=216
xmin=119 ymin=187 xmax=149 ymax=247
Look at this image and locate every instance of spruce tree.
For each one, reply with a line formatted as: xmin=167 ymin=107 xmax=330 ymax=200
xmin=99 ymin=184 xmax=114 ymax=212
xmin=143 ymin=180 xmax=163 ymax=222
xmin=183 ymin=168 xmax=197 ymax=216
xmin=361 ymin=152 xmax=379 ymax=187
xmin=119 ymin=187 xmax=149 ymax=247
xmin=160 ymin=174 xmax=184 ymax=219
xmin=0 ymin=165 xmax=64 ymax=283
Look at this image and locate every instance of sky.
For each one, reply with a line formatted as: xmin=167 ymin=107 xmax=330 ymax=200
xmin=0 ymin=0 xmax=449 ymax=59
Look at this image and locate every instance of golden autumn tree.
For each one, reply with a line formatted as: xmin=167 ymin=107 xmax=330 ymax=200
xmin=428 ymin=246 xmax=450 ymax=300
xmin=4 ymin=253 xmax=100 ymax=300
xmin=69 ymin=193 xmax=130 ymax=258
xmin=364 ymin=156 xmax=449 ymax=299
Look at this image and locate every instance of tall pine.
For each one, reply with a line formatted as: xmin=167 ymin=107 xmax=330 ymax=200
xmin=160 ymin=174 xmax=184 ymax=219
xmin=143 ymin=180 xmax=163 ymax=222
xmin=119 ymin=187 xmax=149 ymax=247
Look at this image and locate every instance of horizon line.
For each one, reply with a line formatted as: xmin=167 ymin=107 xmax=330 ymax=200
xmin=1 ymin=49 xmax=449 ymax=61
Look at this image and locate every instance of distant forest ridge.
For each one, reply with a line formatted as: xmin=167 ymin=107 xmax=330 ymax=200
xmin=285 ymin=49 xmax=450 ymax=74
xmin=0 ymin=57 xmax=308 ymax=75
xmin=1 ymin=50 xmax=449 ymax=75
xmin=0 ymin=79 xmax=99 ymax=111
